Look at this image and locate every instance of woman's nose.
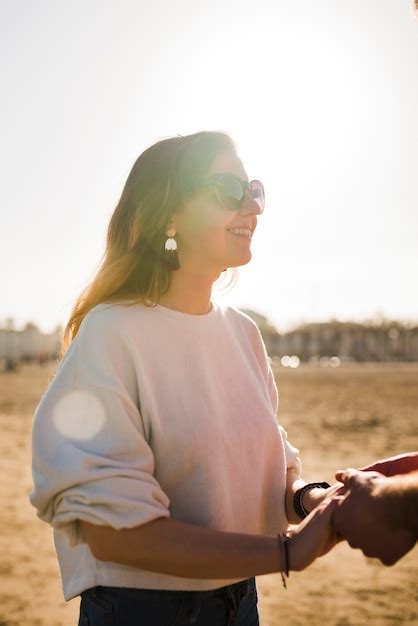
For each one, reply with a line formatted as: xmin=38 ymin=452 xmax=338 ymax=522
xmin=239 ymin=191 xmax=263 ymax=215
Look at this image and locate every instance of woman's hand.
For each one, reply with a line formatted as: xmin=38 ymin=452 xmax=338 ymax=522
xmin=302 ymin=482 xmax=347 ymax=514
xmin=286 ymin=497 xmax=344 ymax=571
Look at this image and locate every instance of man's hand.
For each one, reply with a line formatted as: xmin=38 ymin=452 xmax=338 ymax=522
xmin=358 ymin=451 xmax=418 ymax=477
xmin=332 ymin=468 xmax=416 ymax=566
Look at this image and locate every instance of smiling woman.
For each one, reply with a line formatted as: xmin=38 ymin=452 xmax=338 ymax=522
xmin=29 ymin=130 xmax=341 ymax=626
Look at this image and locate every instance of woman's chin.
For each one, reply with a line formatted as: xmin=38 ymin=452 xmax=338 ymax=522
xmin=226 ymin=252 xmax=252 ymax=268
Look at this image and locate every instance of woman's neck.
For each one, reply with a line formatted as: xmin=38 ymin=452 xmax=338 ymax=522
xmin=157 ymin=269 xmax=219 ymax=315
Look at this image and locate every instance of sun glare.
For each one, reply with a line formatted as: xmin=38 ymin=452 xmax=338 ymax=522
xmin=52 ymin=389 xmax=106 ymax=440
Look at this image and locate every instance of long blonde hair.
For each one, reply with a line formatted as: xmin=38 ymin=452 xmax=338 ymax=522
xmin=60 ymin=131 xmax=238 ymax=358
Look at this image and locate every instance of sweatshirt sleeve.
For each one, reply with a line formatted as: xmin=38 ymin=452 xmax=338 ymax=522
xmin=29 ymin=307 xmax=171 ymax=548
xmin=267 ymin=364 xmax=302 ymax=478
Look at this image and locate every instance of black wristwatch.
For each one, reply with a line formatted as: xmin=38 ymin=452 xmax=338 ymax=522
xmin=293 ymin=481 xmax=331 ymax=520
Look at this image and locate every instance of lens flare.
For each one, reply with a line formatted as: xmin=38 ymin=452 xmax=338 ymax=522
xmin=52 ymin=389 xmax=106 ymax=440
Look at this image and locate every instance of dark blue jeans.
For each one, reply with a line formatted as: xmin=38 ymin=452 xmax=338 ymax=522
xmin=78 ymin=577 xmax=259 ymax=625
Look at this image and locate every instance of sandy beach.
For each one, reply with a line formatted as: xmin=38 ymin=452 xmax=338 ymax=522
xmin=1 ymin=362 xmax=417 ymax=625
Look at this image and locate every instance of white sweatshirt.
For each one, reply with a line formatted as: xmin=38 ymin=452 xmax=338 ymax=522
xmin=29 ymin=300 xmax=301 ymax=601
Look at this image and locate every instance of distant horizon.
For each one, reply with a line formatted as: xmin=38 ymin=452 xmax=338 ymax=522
xmin=3 ymin=307 xmax=418 ymax=336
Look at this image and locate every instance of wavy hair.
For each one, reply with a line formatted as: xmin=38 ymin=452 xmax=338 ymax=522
xmin=60 ymin=131 xmax=239 ymax=358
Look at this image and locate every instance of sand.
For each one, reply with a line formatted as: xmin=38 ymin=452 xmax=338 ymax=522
xmin=0 ymin=362 xmax=417 ymax=625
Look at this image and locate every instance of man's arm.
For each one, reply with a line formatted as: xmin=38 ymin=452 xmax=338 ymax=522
xmin=358 ymin=451 xmax=418 ymax=477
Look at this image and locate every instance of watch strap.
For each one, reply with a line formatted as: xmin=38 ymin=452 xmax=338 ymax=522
xmin=293 ymin=481 xmax=331 ymax=520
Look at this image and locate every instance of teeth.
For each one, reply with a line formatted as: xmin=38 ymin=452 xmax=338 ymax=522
xmin=228 ymin=228 xmax=252 ymax=237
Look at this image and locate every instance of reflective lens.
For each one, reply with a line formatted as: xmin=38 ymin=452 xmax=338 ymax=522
xmin=215 ymin=174 xmax=245 ymax=210
xmin=249 ymin=179 xmax=265 ymax=212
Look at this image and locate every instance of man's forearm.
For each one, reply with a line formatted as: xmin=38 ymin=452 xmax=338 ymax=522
xmin=82 ymin=517 xmax=283 ymax=579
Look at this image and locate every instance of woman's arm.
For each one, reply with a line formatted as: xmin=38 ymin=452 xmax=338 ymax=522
xmin=81 ymin=517 xmax=283 ymax=579
xmin=285 ymin=469 xmax=345 ymax=524
xmin=285 ymin=470 xmax=306 ymax=524
xmin=80 ymin=496 xmax=340 ymax=578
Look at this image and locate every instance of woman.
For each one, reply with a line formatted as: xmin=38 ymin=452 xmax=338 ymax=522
xmin=29 ymin=131 xmax=341 ymax=626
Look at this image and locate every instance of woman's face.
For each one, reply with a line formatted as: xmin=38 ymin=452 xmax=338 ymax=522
xmin=173 ymin=150 xmax=262 ymax=274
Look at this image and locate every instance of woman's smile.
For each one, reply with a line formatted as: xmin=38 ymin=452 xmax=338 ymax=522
xmin=227 ymin=227 xmax=252 ymax=239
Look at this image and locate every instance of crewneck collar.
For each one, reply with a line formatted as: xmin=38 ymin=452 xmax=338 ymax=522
xmin=152 ymin=300 xmax=220 ymax=320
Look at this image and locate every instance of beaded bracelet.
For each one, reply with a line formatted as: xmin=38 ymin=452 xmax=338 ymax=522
xmin=277 ymin=531 xmax=290 ymax=588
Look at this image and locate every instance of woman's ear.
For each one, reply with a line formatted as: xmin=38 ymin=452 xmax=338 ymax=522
xmin=167 ymin=218 xmax=177 ymax=233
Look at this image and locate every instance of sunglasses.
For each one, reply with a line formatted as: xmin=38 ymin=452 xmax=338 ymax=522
xmin=186 ymin=173 xmax=265 ymax=213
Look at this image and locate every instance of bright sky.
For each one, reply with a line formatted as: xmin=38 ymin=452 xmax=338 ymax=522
xmin=2 ymin=0 xmax=418 ymax=333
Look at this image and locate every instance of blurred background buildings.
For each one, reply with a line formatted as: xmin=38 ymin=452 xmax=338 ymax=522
xmin=241 ymin=310 xmax=418 ymax=364
xmin=0 ymin=318 xmax=62 ymax=370
xmin=2 ymin=311 xmax=417 ymax=372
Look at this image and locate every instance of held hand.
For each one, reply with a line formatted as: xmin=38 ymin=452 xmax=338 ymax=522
xmin=287 ymin=496 xmax=344 ymax=571
xmin=302 ymin=481 xmax=348 ymax=514
xmin=332 ymin=468 xmax=416 ymax=565
xmin=356 ymin=451 xmax=418 ymax=477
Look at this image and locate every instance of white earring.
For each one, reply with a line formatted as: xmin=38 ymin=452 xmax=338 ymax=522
xmin=164 ymin=228 xmax=177 ymax=251
xmin=163 ymin=228 xmax=180 ymax=270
